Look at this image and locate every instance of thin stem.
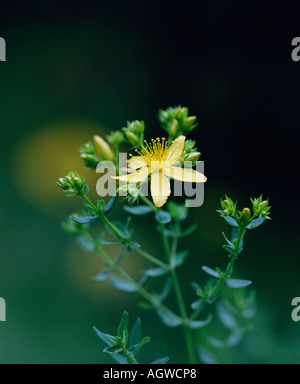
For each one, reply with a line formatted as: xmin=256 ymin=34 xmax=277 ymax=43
xmin=97 ymin=247 xmax=181 ymax=323
xmin=160 ymin=221 xmax=197 ymax=364
xmin=136 ymin=248 xmax=170 ymax=270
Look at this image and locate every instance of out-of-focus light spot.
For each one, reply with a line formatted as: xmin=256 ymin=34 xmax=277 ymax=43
xmin=11 ymin=121 xmax=107 ymax=218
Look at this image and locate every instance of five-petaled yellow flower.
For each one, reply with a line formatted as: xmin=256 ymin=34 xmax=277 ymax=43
xmin=114 ymin=135 xmax=207 ymax=208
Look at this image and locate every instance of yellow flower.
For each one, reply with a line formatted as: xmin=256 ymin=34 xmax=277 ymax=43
xmin=114 ymin=135 xmax=207 ymax=208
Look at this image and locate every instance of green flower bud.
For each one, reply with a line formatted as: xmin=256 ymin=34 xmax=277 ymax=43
xmin=170 ymin=119 xmax=179 ymax=137
xmin=107 ymin=130 xmax=124 ymax=147
xmin=183 ymin=116 xmax=197 ymax=129
xmin=93 ymin=135 xmax=114 ymax=162
xmin=258 ymin=200 xmax=269 ymax=211
xmin=57 ymin=172 xmax=86 ymax=196
xmin=239 ymin=208 xmax=251 ymax=227
xmin=184 ymin=152 xmax=201 ymax=162
xmin=124 ymin=131 xmax=139 ymax=146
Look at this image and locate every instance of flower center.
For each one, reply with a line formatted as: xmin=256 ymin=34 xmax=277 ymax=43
xmin=136 ymin=138 xmax=168 ymax=167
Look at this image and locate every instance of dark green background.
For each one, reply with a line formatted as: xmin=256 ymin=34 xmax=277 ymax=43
xmin=0 ymin=1 xmax=299 ymax=363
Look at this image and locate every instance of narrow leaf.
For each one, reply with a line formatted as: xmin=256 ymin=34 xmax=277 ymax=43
xmin=150 ymin=357 xmax=169 ymax=364
xmin=130 ymin=318 xmax=142 ymax=350
xmin=103 ymin=345 xmax=123 ymax=354
xmin=246 ymin=217 xmax=267 ymax=229
xmin=124 ymin=205 xmax=153 ymax=215
xmin=117 ymin=311 xmax=129 ymax=339
xmin=144 ymin=268 xmax=168 ymax=278
xmin=188 ymin=315 xmax=212 ymax=329
xmin=156 ymin=309 xmax=181 ymax=327
xmin=110 ymin=277 xmax=137 ymax=293
xmin=202 ymin=266 xmax=220 ymax=279
xmin=127 ymin=242 xmax=141 ymax=253
xmin=155 ymin=210 xmax=172 ymax=224
xmin=171 ymin=251 xmax=189 ymax=268
xmin=77 ymin=235 xmax=95 ymax=252
xmin=70 ymin=215 xmax=98 ymax=224
xmin=104 ymin=195 xmax=118 ymax=214
xmin=223 ymin=216 xmax=239 ymax=228
xmin=93 ymin=269 xmax=110 ymax=283
xmin=226 ymin=278 xmax=252 ymax=289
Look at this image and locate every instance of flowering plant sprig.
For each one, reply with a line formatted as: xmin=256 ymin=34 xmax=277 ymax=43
xmin=57 ymin=106 xmax=271 ymax=364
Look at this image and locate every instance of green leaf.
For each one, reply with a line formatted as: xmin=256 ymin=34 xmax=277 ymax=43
xmin=83 ymin=184 xmax=89 ymax=196
xmin=198 ymin=348 xmax=217 ymax=364
xmin=93 ymin=327 xmax=128 ymax=364
xmin=188 ymin=315 xmax=212 ymax=329
xmin=171 ymin=251 xmax=189 ymax=268
xmin=77 ymin=235 xmax=95 ymax=252
xmin=216 ymin=303 xmax=237 ymax=330
xmin=156 ymin=309 xmax=181 ymax=327
xmin=104 ymin=195 xmax=118 ymax=214
xmin=70 ymin=215 xmax=98 ymax=224
xmin=110 ymin=277 xmax=137 ymax=293
xmin=191 ymin=299 xmax=206 ymax=311
xmin=127 ymin=242 xmax=141 ymax=253
xmin=202 ymin=266 xmax=220 ymax=279
xmin=226 ymin=278 xmax=252 ymax=289
xmin=99 ymin=239 xmax=120 ymax=245
xmin=106 ymin=221 xmax=132 ymax=239
xmin=246 ymin=217 xmax=267 ymax=229
xmin=93 ymin=269 xmax=110 ymax=283
xmin=222 ymin=232 xmax=233 ymax=247
xmin=127 ymin=337 xmax=150 ymax=354
xmin=155 ymin=210 xmax=172 ymax=224
xmin=191 ymin=282 xmax=204 ymax=298
xmin=103 ymin=345 xmax=123 ymax=354
xmin=150 ymin=357 xmax=169 ymax=364
xmin=124 ymin=205 xmax=153 ymax=215
xmin=158 ymin=278 xmax=172 ymax=302
xmin=97 ymin=200 xmax=106 ymax=212
xmin=117 ymin=311 xmax=129 ymax=339
xmin=144 ymin=268 xmax=168 ymax=277
xmin=223 ymin=216 xmax=239 ymax=228
xmin=226 ymin=328 xmax=244 ymax=347
xmin=130 ymin=318 xmax=142 ymax=350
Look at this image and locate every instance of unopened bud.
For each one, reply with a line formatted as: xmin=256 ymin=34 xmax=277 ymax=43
xmin=259 ymin=201 xmax=269 ymax=211
xmin=93 ymin=135 xmax=114 ymax=162
xmin=183 ymin=116 xmax=197 ymax=129
xmin=240 ymin=208 xmax=251 ymax=226
xmin=185 ymin=152 xmax=201 ymax=162
xmin=170 ymin=119 xmax=179 ymax=136
xmin=125 ymin=131 xmax=139 ymax=146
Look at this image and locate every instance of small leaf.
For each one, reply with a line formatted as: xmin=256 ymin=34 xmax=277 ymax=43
xmin=124 ymin=205 xmax=153 ymax=215
xmin=106 ymin=221 xmax=132 ymax=239
xmin=93 ymin=327 xmax=128 ymax=364
xmin=110 ymin=277 xmax=137 ymax=293
xmin=127 ymin=242 xmax=141 ymax=253
xmin=191 ymin=282 xmax=204 ymax=297
xmin=158 ymin=278 xmax=172 ymax=302
xmin=171 ymin=251 xmax=189 ymax=268
xmin=103 ymin=345 xmax=123 ymax=354
xmin=207 ymin=337 xmax=225 ymax=349
xmin=70 ymin=215 xmax=98 ymax=224
xmin=202 ymin=266 xmax=220 ymax=279
xmin=130 ymin=318 xmax=142 ymax=350
xmin=104 ymin=195 xmax=118 ymax=214
xmin=191 ymin=299 xmax=206 ymax=311
xmin=222 ymin=232 xmax=233 ymax=247
xmin=223 ymin=216 xmax=239 ymax=228
xmin=117 ymin=311 xmax=129 ymax=339
xmin=150 ymin=357 xmax=169 ymax=364
xmin=144 ymin=268 xmax=168 ymax=277
xmin=198 ymin=348 xmax=217 ymax=364
xmin=127 ymin=337 xmax=150 ymax=354
xmin=99 ymin=239 xmax=120 ymax=245
xmin=97 ymin=200 xmax=106 ymax=212
xmin=188 ymin=315 xmax=212 ymax=329
xmin=226 ymin=278 xmax=252 ymax=289
xmin=93 ymin=269 xmax=110 ymax=283
xmin=155 ymin=210 xmax=172 ymax=224
xmin=179 ymin=224 xmax=197 ymax=238
xmin=226 ymin=328 xmax=244 ymax=347
xmin=156 ymin=309 xmax=181 ymax=327
xmin=216 ymin=303 xmax=236 ymax=330
xmin=246 ymin=217 xmax=267 ymax=229
xmin=77 ymin=235 xmax=95 ymax=252
xmin=83 ymin=184 xmax=89 ymax=196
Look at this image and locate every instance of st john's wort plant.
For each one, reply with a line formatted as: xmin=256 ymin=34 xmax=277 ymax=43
xmin=57 ymin=106 xmax=271 ymax=364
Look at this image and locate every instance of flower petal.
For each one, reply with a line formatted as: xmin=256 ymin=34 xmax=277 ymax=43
xmin=113 ymin=167 xmax=149 ymax=183
xmin=166 ymin=135 xmax=186 ymax=165
xmin=165 ymin=166 xmax=207 ymax=183
xmin=151 ymin=171 xmax=171 ymax=208
xmin=127 ymin=156 xmax=147 ymax=170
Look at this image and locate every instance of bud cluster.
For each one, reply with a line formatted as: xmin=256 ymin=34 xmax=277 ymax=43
xmin=122 ymin=120 xmax=145 ymax=148
xmin=180 ymin=139 xmax=201 ymax=165
xmin=251 ymin=195 xmax=271 ymax=218
xmin=158 ymin=106 xmax=198 ymax=140
xmin=57 ymin=172 xmax=87 ymax=197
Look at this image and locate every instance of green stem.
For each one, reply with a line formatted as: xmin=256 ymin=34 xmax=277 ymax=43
xmin=83 ymin=194 xmax=169 ymax=269
xmin=97 ymin=247 xmax=181 ymax=323
xmin=160 ymin=221 xmax=197 ymax=364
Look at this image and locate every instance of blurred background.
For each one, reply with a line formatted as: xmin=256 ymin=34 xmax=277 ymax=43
xmin=0 ymin=0 xmax=299 ymax=363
